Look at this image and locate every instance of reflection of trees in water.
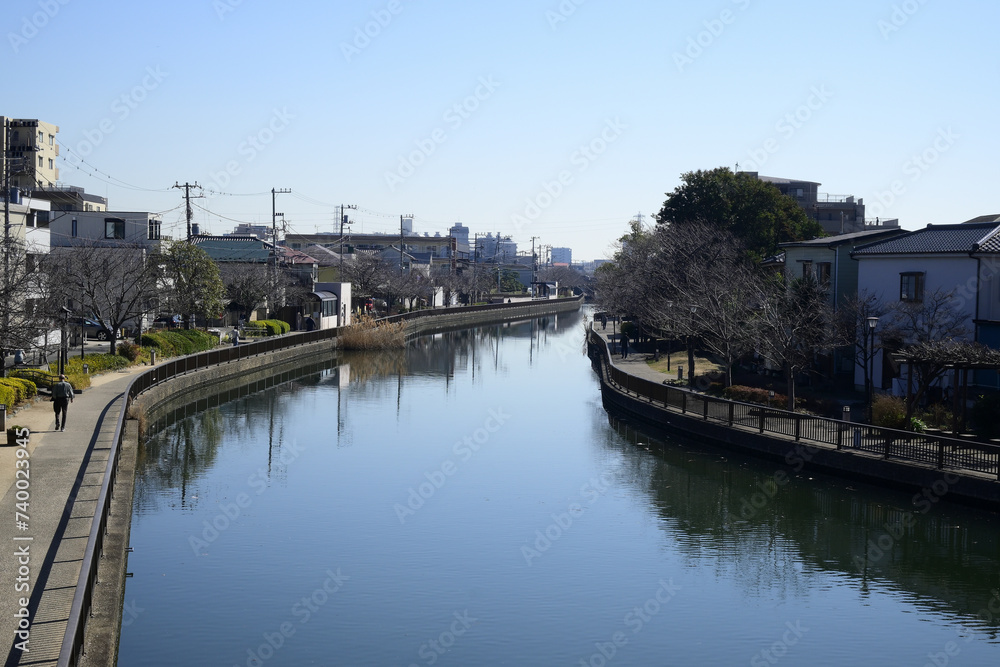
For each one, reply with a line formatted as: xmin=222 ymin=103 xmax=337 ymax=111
xmin=603 ymin=416 xmax=1000 ymax=634
xmin=135 ymin=385 xmax=299 ymax=513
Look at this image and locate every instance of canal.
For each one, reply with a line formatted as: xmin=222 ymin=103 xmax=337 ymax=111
xmin=118 ymin=310 xmax=1000 ymax=666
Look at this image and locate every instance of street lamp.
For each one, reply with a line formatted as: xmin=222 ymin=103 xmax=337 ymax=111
xmin=688 ymin=305 xmax=699 ymax=385
xmin=665 ymin=300 xmax=673 ymax=370
xmin=59 ymin=306 xmax=71 ymax=376
xmin=866 ymin=316 xmax=879 ymax=422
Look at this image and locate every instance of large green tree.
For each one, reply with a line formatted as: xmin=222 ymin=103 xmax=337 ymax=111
xmin=160 ymin=242 xmax=226 ymax=328
xmin=656 ymin=167 xmax=825 ymax=260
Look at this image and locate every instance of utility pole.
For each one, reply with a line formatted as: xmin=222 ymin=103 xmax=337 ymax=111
xmin=2 ymin=118 xmax=11 ymax=364
xmin=471 ymin=233 xmax=478 ymax=305
xmin=271 ymin=188 xmax=291 ymax=270
xmin=173 ymin=182 xmax=202 ymax=241
xmin=339 ymin=204 xmax=356 ymax=279
xmin=531 ymin=236 xmax=538 ymax=298
xmin=399 ymin=214 xmax=405 ymax=277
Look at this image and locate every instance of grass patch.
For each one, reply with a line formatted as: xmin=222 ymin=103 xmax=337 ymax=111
xmin=644 ymin=347 xmax=723 ymax=378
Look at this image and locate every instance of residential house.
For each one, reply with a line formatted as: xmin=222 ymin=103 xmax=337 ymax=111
xmin=852 ymin=217 xmax=1000 ymax=395
xmin=780 ymin=228 xmax=908 ymax=385
xmin=48 ymin=210 xmax=163 ymax=249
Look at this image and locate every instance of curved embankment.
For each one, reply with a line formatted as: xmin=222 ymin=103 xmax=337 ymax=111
xmin=585 ymin=327 xmax=1000 ymax=512
xmin=69 ymin=296 xmax=583 ymax=666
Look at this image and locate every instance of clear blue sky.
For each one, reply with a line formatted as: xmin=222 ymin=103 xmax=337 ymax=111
xmin=8 ymin=0 xmax=998 ymax=261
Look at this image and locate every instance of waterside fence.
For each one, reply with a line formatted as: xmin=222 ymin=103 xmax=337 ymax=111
xmin=587 ymin=327 xmax=1000 ymax=481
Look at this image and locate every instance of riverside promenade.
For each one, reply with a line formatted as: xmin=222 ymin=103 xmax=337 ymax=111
xmin=0 ymin=365 xmax=146 ymax=666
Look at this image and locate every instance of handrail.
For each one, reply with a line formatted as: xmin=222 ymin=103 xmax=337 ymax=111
xmin=586 ymin=327 xmax=1000 ymax=481
xmin=58 ymin=295 xmax=583 ymax=666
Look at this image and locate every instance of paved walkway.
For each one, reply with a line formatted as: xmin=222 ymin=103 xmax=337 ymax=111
xmin=591 ymin=325 xmax=676 ymax=385
xmin=0 ymin=365 xmax=147 ymax=666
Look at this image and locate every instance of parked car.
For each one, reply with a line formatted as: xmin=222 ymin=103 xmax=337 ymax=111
xmin=69 ymin=317 xmax=115 ymax=341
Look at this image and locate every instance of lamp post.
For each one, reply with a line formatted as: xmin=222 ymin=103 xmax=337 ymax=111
xmin=665 ymin=300 xmax=673 ymax=370
xmin=687 ymin=305 xmax=698 ymax=385
xmin=866 ymin=316 xmax=879 ymax=422
xmin=59 ymin=306 xmax=71 ymax=376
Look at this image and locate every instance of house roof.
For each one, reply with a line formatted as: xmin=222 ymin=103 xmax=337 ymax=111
xmin=962 ymin=214 xmax=1000 ymax=224
xmin=852 ymin=222 xmax=1000 ymax=256
xmin=279 ymin=247 xmax=318 ymax=264
xmin=192 ymin=234 xmax=271 ymax=262
xmin=756 ymin=175 xmax=821 ymax=186
xmin=779 ymin=228 xmax=905 ymax=248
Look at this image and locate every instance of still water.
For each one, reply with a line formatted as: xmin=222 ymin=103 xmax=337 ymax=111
xmin=119 ymin=311 xmax=1000 ymax=666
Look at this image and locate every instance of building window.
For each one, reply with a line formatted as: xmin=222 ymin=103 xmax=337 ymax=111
xmin=900 ymin=272 xmax=925 ymax=302
xmin=12 ymin=130 xmax=18 ymax=142
xmin=48 ymin=134 xmax=54 ymax=146
xmin=816 ymin=262 xmax=831 ymax=286
xmin=48 ymin=158 xmax=53 ymax=170
xmin=800 ymin=260 xmax=813 ymax=279
xmin=38 ymin=156 xmax=43 ymax=167
xmin=72 ymin=218 xmax=78 ymax=237
xmin=38 ymin=130 xmax=44 ymax=142
xmin=105 ymin=217 xmax=126 ymax=239
xmin=148 ymin=218 xmax=161 ymax=240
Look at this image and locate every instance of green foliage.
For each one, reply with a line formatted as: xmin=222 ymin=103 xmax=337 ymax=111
xmin=10 ymin=369 xmax=55 ymax=389
xmin=909 ymin=417 xmax=927 ymax=433
xmin=243 ymin=319 xmax=289 ymax=336
xmin=971 ymin=393 xmax=1000 ymax=439
xmin=920 ymin=403 xmax=953 ymax=430
xmin=0 ymin=382 xmax=23 ymax=405
xmin=0 ymin=378 xmax=37 ymax=401
xmin=656 ymin=167 xmax=825 ymax=260
xmin=140 ymin=329 xmax=217 ymax=356
xmin=117 ymin=341 xmax=142 ymax=362
xmin=160 ymin=243 xmax=227 ymax=322
xmin=872 ymin=394 xmax=908 ymax=430
xmin=722 ymin=385 xmax=789 ymax=408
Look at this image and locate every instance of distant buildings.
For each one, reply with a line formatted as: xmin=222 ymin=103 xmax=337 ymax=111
xmin=1 ymin=117 xmax=60 ymax=189
xmin=745 ymin=171 xmax=899 ymax=236
xmin=551 ymin=247 xmax=572 ymax=265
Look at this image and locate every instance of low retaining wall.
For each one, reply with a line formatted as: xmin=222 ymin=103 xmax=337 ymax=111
xmin=587 ymin=329 xmax=1000 ymax=511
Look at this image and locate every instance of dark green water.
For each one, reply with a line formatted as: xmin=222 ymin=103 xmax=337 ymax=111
xmin=118 ymin=311 xmax=1000 ymax=666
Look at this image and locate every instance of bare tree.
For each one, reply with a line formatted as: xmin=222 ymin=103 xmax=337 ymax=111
xmin=341 ymin=253 xmax=392 ymax=299
xmin=46 ymin=242 xmax=161 ymax=351
xmin=756 ymin=275 xmax=838 ymax=410
xmin=0 ymin=236 xmax=51 ymax=368
xmin=883 ymin=289 xmax=969 ymax=421
xmin=221 ymin=262 xmax=277 ymax=322
xmin=837 ymin=290 xmax=889 ymax=405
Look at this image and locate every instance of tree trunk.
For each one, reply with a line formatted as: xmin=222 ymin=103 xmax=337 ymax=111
xmin=687 ymin=338 xmax=695 ymax=386
xmin=786 ymin=365 xmax=796 ymax=411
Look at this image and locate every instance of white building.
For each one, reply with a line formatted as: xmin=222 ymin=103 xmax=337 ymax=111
xmin=551 ymin=247 xmax=572 ymax=265
xmin=852 ymin=218 xmax=1000 ymax=394
xmin=47 ymin=210 xmax=164 ymax=249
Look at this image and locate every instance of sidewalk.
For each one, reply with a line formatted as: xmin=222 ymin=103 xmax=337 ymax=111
xmin=592 ymin=326 xmax=677 ymax=385
xmin=0 ymin=364 xmax=146 ymax=666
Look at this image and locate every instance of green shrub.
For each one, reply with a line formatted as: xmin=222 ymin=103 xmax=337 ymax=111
xmin=10 ymin=369 xmax=56 ymax=390
xmin=872 ymin=394 xmax=908 ymax=430
xmin=117 ymin=341 xmax=142 ymax=362
xmin=0 ymin=384 xmax=16 ymax=409
xmin=139 ymin=332 xmax=176 ymax=356
xmin=722 ymin=385 xmax=788 ymax=408
xmin=0 ymin=378 xmax=37 ymax=401
xmin=971 ymin=394 xmax=1000 ymax=439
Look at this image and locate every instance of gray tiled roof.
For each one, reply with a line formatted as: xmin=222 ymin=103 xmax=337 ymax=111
xmin=192 ymin=235 xmax=270 ymax=262
xmin=976 ymin=227 xmax=1000 ymax=253
xmin=852 ymin=223 xmax=1000 ymax=256
xmin=779 ymin=228 xmax=905 ymax=248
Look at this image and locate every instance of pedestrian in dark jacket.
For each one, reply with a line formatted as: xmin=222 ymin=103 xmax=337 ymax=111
xmin=621 ymin=333 xmax=630 ymax=359
xmin=53 ymin=374 xmax=74 ymax=432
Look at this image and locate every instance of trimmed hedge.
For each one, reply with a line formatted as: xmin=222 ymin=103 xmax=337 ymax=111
xmin=0 ymin=384 xmax=15 ymax=409
xmin=722 ymin=385 xmax=791 ymax=409
xmin=0 ymin=378 xmax=37 ymax=402
xmin=244 ymin=319 xmax=289 ymax=336
xmin=140 ymin=329 xmax=217 ymax=357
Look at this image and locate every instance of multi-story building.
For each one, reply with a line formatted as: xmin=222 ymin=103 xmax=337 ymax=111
xmin=551 ymin=247 xmax=572 ymax=265
xmin=745 ymin=172 xmax=892 ymax=236
xmin=28 ymin=185 xmax=107 ymax=212
xmin=474 ymin=233 xmax=516 ymax=263
xmin=47 ymin=210 xmax=165 ymax=249
xmin=2 ymin=117 xmax=60 ymax=189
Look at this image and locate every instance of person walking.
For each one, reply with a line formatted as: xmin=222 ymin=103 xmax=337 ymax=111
xmin=232 ymin=328 xmax=240 ymax=346
xmin=620 ymin=332 xmax=630 ymax=360
xmin=52 ymin=374 xmax=74 ymax=432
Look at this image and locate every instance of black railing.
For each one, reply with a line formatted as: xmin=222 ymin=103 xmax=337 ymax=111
xmin=587 ymin=328 xmax=1000 ymax=481
xmin=58 ymin=296 xmax=583 ymax=666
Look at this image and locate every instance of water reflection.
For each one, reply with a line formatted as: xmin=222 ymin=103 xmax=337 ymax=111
xmin=607 ymin=416 xmax=1000 ymax=637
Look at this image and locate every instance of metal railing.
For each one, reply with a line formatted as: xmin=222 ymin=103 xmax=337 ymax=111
xmin=587 ymin=328 xmax=1000 ymax=481
xmin=58 ymin=295 xmax=583 ymax=666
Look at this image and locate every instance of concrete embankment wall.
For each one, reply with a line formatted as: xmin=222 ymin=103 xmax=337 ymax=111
xmin=588 ymin=335 xmax=1000 ymax=512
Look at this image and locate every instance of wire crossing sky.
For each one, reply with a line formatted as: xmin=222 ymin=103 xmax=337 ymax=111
xmin=7 ymin=0 xmax=996 ymax=260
